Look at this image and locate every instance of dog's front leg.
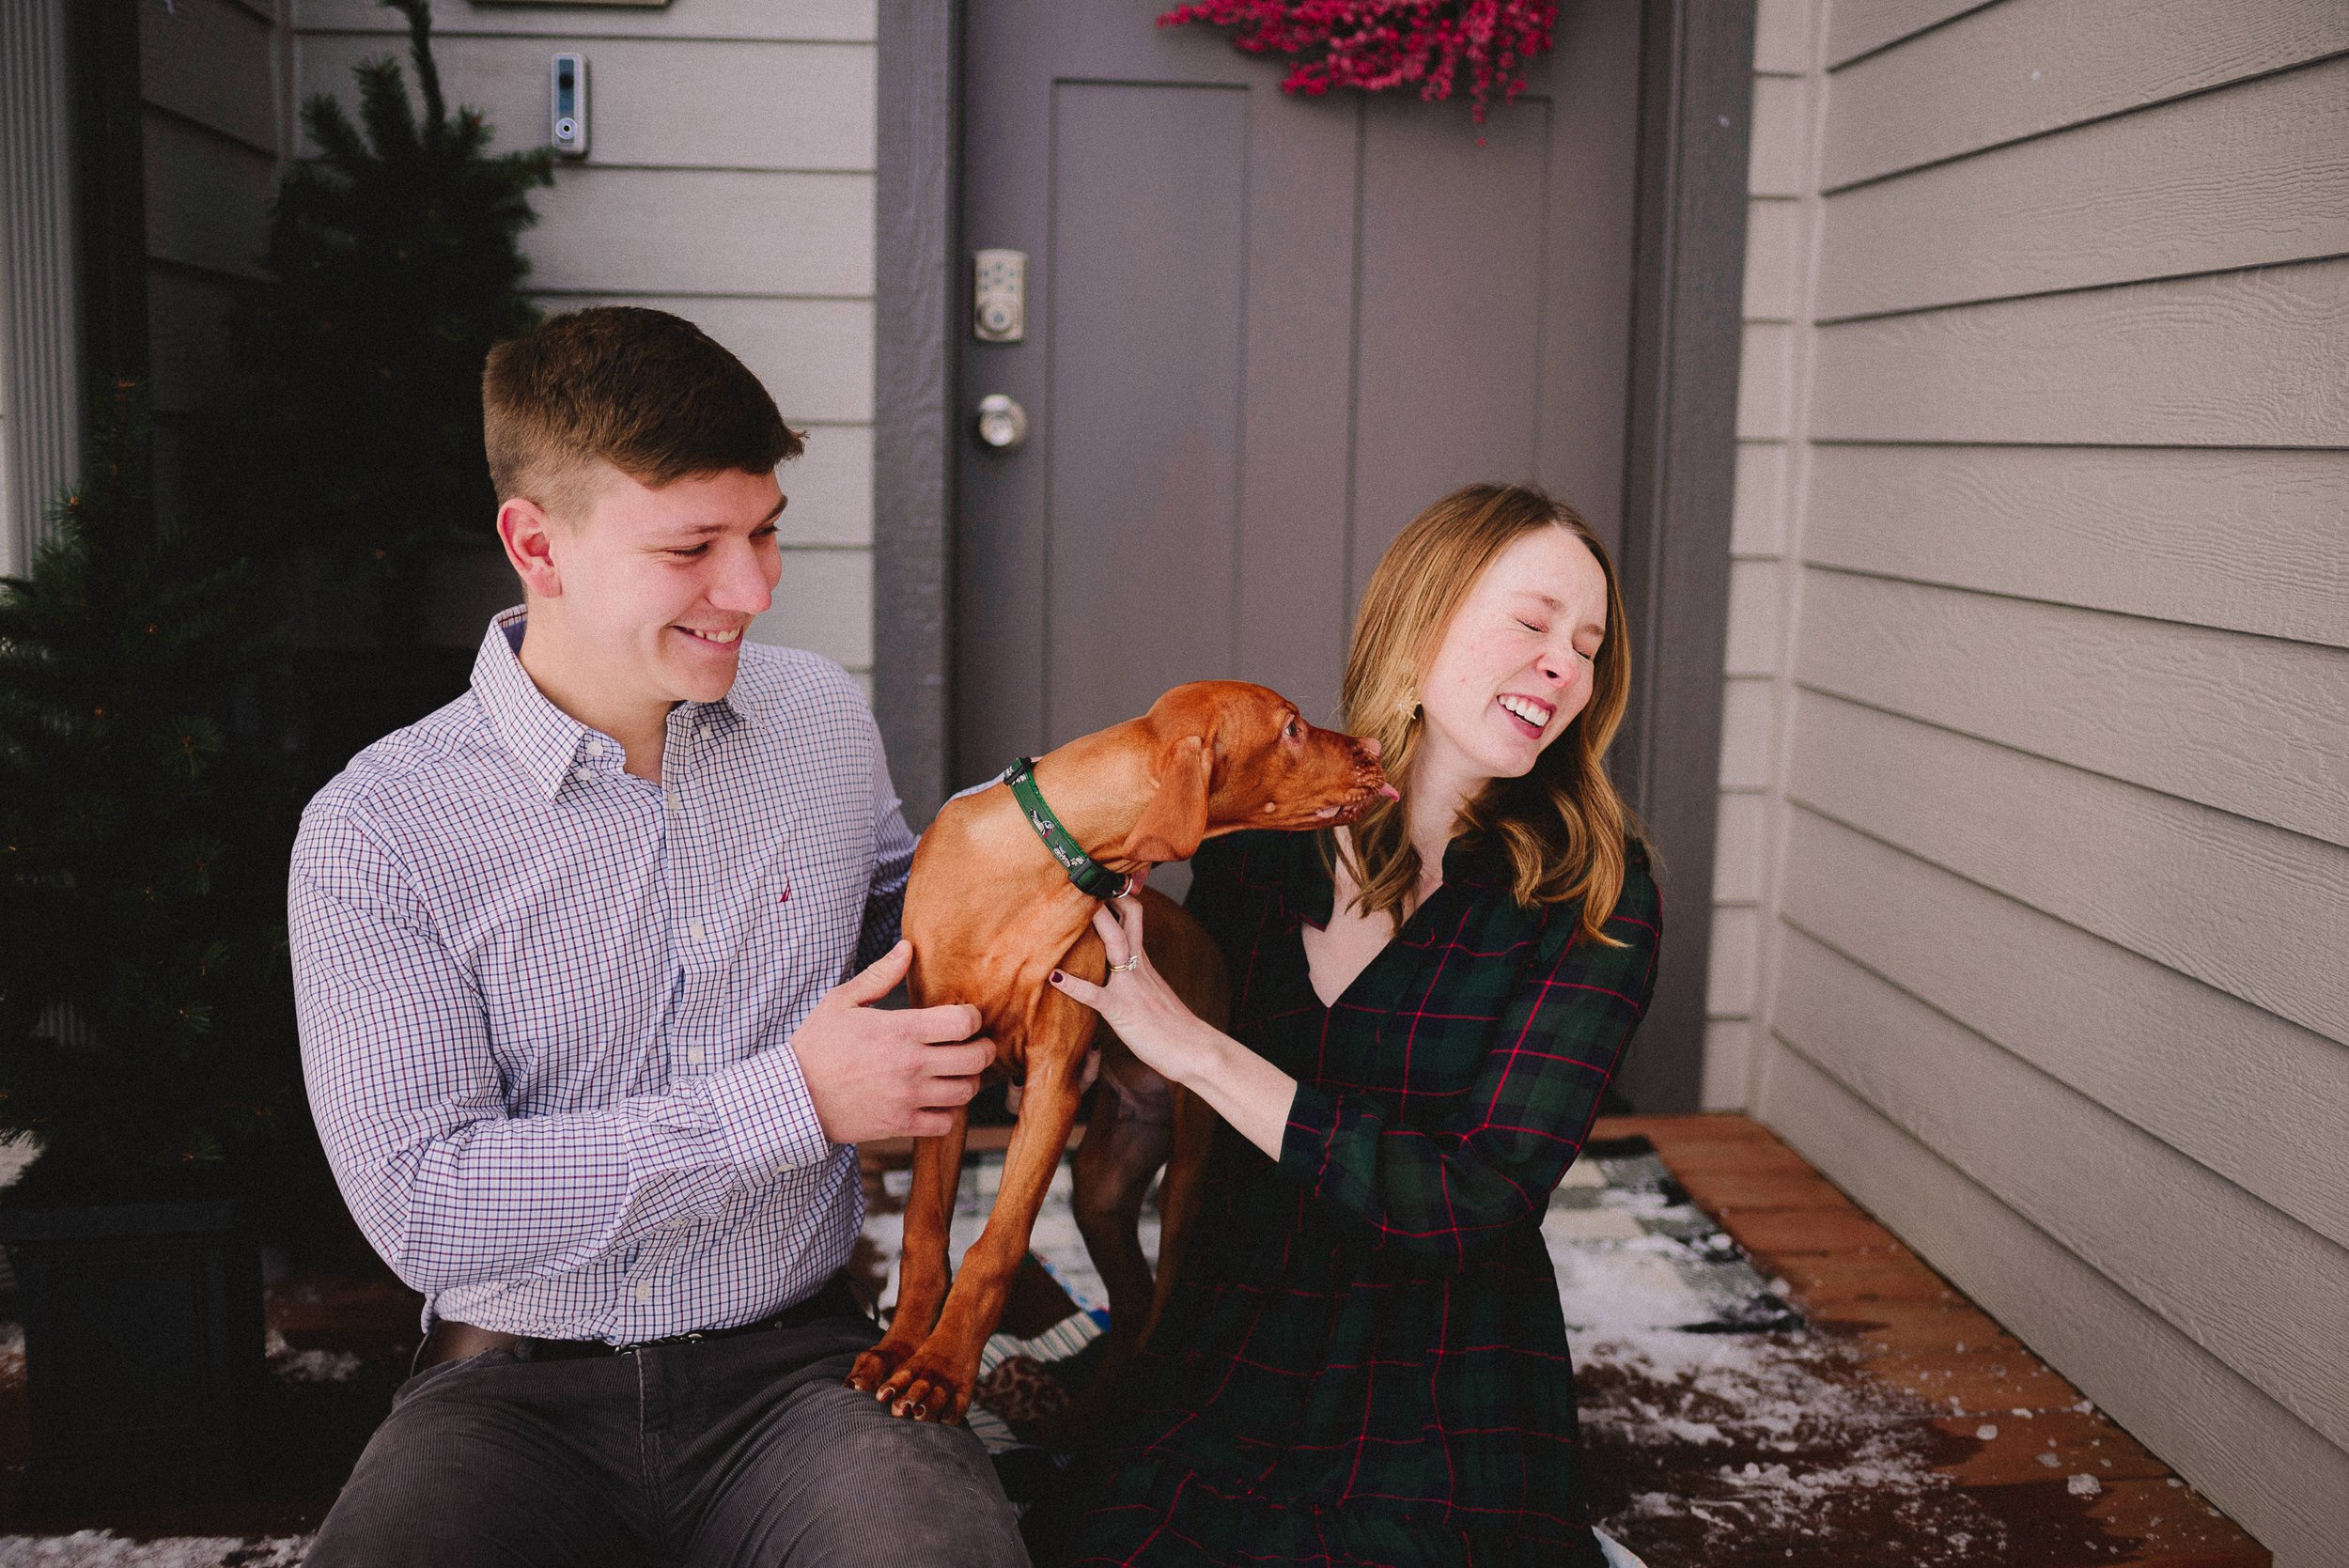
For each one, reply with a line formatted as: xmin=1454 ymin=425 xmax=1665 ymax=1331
xmin=848 ymin=1106 xmax=970 ymax=1398
xmin=875 ymin=988 xmax=1096 ymax=1423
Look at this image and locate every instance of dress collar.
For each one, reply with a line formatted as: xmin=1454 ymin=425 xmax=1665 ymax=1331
xmin=470 ymin=606 xmax=743 ymax=800
xmin=1289 ymin=830 xmax=1508 ymax=926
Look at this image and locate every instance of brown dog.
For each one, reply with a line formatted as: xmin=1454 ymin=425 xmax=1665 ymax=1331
xmin=848 ymin=681 xmax=1390 ymax=1423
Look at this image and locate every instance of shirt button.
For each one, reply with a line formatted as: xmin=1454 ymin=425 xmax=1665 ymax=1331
xmin=632 ymin=1281 xmax=652 ymax=1304
xmin=690 ymin=919 xmax=707 ymax=940
xmin=695 ymin=725 xmax=708 ymax=741
xmin=572 ymin=766 xmax=593 ymax=784
xmin=585 ymin=739 xmax=606 ymax=757
xmin=687 ymin=1046 xmax=707 ymax=1065
xmin=665 ymin=788 xmax=680 ymax=812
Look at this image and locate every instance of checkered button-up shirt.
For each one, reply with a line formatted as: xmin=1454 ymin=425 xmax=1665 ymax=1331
xmin=288 ymin=608 xmax=914 ymax=1342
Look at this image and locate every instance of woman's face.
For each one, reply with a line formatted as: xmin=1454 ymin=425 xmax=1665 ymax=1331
xmin=1415 ymin=525 xmax=1609 ymax=789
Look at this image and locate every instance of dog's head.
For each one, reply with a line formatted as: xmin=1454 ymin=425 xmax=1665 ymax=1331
xmin=1125 ymin=681 xmax=1393 ymax=863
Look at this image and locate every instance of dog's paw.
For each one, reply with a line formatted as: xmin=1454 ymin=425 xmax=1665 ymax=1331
xmin=846 ymin=1338 xmax=915 ymax=1396
xmin=876 ymin=1343 xmax=978 ymax=1425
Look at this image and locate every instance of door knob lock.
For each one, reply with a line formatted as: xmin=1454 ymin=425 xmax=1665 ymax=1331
xmin=974 ymin=394 xmax=1029 ymax=450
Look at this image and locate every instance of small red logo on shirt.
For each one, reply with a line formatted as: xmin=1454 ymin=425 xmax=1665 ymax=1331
xmin=779 ymin=883 xmax=792 ymax=904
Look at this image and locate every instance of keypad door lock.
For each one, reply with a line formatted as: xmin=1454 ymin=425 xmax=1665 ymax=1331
xmin=973 ymin=249 xmax=1026 ymax=343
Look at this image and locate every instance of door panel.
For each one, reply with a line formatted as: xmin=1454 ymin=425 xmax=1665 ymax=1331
xmin=957 ymin=1 xmax=1642 ymax=782
xmin=1348 ymin=96 xmax=1554 ymax=611
xmin=1045 ymin=83 xmax=1250 ymax=746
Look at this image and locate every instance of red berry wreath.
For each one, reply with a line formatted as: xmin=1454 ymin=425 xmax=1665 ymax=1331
xmin=1159 ymin=0 xmax=1559 ymax=124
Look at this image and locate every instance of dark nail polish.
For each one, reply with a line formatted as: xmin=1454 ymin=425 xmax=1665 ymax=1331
xmin=1049 ymin=970 xmax=1064 ymax=984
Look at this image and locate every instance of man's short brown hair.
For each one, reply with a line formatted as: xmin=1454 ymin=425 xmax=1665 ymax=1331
xmin=483 ymin=306 xmax=802 ymax=518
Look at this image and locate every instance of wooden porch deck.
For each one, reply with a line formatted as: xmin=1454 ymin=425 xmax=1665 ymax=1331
xmin=1594 ymin=1113 xmax=2268 ymax=1568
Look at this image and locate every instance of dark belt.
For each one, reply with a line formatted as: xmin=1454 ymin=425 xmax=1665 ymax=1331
xmin=412 ymin=1273 xmax=871 ymax=1377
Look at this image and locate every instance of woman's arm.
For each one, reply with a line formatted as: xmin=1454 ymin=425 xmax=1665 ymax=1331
xmin=1053 ymin=865 xmax=1662 ymax=1273
xmin=1047 ymin=896 xmax=1299 ymax=1157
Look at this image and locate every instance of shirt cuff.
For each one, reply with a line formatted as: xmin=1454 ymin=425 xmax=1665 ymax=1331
xmin=708 ymin=1042 xmax=834 ymax=1179
xmin=1278 ymin=1081 xmax=1344 ymax=1193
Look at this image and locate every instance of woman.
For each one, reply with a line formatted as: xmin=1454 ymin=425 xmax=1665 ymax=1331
xmin=1040 ymin=483 xmax=1661 ymax=1567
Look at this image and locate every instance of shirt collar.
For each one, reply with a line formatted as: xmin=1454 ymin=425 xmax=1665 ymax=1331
xmin=470 ymin=607 xmax=745 ymax=800
xmin=1285 ymin=828 xmax=1509 ymax=926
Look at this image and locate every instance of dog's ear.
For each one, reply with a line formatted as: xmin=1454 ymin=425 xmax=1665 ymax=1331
xmin=1128 ymin=734 xmax=1212 ymax=863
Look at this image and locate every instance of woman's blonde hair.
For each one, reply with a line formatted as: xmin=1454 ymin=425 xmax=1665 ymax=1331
xmin=1330 ymin=482 xmax=1639 ymax=945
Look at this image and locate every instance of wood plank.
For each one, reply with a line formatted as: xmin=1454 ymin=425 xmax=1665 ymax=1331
xmin=1779 ymin=807 xmax=2349 ymax=1251
xmin=2087 ymin=1478 xmax=2279 ymax=1568
xmin=292 ymin=0 xmax=873 ymax=41
xmin=1818 ymin=54 xmax=2349 ymax=320
xmin=1722 ymin=557 xmax=1782 ymax=675
xmin=1668 ymin=1165 xmax=1850 ymax=1219
xmin=770 ymin=422 xmax=873 ymax=549
xmin=140 ymin=112 xmax=273 ymax=281
xmin=1809 ymin=259 xmax=2349 ymax=446
xmin=1746 ymin=74 xmax=1810 ymax=198
xmin=1707 ymin=904 xmax=1760 ymax=1015
xmin=1864 ymin=1344 xmax=2086 ymax=1415
xmin=1716 ymin=676 xmax=1776 ymax=789
xmin=1712 ymin=788 xmax=1767 ymax=903
xmin=1771 ymin=930 xmax=2349 ymax=1451
xmin=1794 ymin=569 xmax=2349 ymax=846
xmin=1752 ymin=0 xmax=1812 ymax=75
xmin=1735 ymin=322 xmax=1793 ymax=440
xmin=1836 ymin=1300 xmax=2017 ymax=1356
xmin=544 ymin=295 xmax=874 ymax=426
xmin=1752 ymin=1038 xmax=2349 ymax=1566
xmin=1730 ymin=440 xmax=1787 ymax=557
xmin=1802 ymin=444 xmax=2349 ymax=648
xmin=296 ymin=33 xmax=875 ymax=173
xmin=1783 ymin=691 xmax=2349 ymax=1044
xmin=1742 ymin=196 xmax=1803 ymax=323
xmin=747 ymin=545 xmax=871 ymax=670
xmin=1824 ymin=0 xmax=1994 ymax=70
xmin=525 ymin=167 xmax=873 ymax=297
xmin=1824 ymin=0 xmax=2349 ymax=191
xmin=1591 ymin=1111 xmax=1781 ymax=1147
xmin=1699 ymin=1018 xmax=1755 ymax=1111
xmin=141 ymin=0 xmax=278 ymax=154
xmin=1931 ymin=1410 xmax=2172 ymax=1487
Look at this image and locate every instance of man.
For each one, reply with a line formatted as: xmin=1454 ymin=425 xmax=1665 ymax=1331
xmin=289 ymin=307 xmax=1029 ymax=1565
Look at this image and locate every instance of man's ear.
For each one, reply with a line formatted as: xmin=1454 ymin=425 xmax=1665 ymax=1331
xmin=498 ymin=496 xmax=562 ymax=599
xmin=1128 ymin=734 xmax=1212 ymax=863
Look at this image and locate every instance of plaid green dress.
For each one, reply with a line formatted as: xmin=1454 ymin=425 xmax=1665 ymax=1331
xmin=1060 ymin=828 xmax=1661 ymax=1568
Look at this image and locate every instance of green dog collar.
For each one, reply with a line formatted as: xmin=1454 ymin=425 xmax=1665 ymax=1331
xmin=1005 ymin=756 xmax=1134 ymax=900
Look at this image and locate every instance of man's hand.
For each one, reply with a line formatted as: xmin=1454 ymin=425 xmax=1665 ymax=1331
xmin=791 ymin=939 xmax=994 ymax=1143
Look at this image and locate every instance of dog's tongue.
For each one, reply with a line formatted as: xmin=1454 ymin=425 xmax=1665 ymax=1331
xmin=1377 ymin=784 xmax=1399 ymax=800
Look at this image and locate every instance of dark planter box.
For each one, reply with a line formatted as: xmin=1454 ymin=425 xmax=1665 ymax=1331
xmin=0 ymin=1199 xmax=264 ymax=1503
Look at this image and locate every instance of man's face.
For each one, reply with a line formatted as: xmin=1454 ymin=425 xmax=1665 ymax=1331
xmin=537 ymin=461 xmax=786 ymax=707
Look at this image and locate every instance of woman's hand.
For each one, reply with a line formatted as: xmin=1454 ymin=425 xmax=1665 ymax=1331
xmin=1049 ymin=895 xmax=1300 ymax=1159
xmin=1046 ymin=895 xmax=1219 ymax=1087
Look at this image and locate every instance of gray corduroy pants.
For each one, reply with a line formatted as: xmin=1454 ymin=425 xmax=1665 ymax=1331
xmin=305 ymin=1314 xmax=1029 ymax=1568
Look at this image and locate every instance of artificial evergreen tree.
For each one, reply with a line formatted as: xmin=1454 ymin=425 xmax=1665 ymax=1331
xmin=0 ymin=382 xmax=311 ymax=1209
xmin=224 ymin=0 xmax=552 ymax=646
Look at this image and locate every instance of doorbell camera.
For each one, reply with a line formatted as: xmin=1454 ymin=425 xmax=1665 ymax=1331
xmin=551 ymin=54 xmax=588 ymax=159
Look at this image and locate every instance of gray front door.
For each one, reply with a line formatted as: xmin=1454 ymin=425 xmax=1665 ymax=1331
xmin=954 ymin=1 xmax=1646 ymax=779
